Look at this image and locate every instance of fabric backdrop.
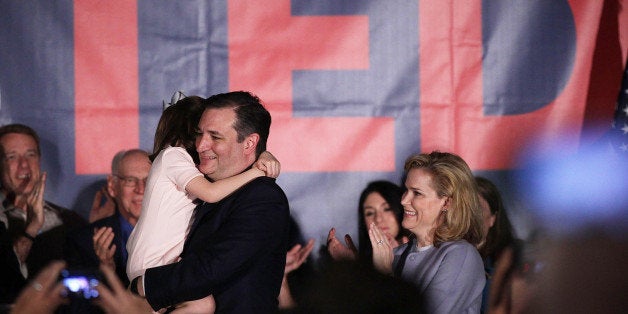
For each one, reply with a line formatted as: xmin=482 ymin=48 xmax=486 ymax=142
xmin=1 ymin=0 xmax=627 ymax=261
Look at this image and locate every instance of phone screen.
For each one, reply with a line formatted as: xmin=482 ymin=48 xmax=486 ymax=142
xmin=60 ymin=269 xmax=101 ymax=299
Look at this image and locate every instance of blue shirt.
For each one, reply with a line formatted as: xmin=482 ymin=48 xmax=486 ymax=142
xmin=118 ymin=214 xmax=134 ymax=266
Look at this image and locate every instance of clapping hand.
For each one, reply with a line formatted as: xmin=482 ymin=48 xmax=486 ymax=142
xmin=368 ymin=223 xmax=394 ymax=275
xmin=285 ymin=239 xmax=315 ymax=275
xmin=93 ymin=227 xmax=116 ymax=271
xmin=278 ymin=239 xmax=315 ymax=310
xmin=24 ymin=172 xmax=47 ymax=236
xmin=326 ymin=228 xmax=358 ymax=261
xmin=89 ymin=186 xmax=115 ymax=223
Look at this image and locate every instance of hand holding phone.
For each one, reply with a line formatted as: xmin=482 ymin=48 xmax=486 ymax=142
xmin=60 ymin=268 xmax=104 ymax=300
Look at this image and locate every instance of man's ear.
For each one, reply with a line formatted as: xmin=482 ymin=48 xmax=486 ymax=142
xmin=106 ymin=175 xmax=117 ymax=198
xmin=244 ymin=133 xmax=260 ymax=154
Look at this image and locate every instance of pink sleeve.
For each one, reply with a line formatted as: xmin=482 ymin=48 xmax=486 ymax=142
xmin=162 ymin=147 xmax=203 ymax=192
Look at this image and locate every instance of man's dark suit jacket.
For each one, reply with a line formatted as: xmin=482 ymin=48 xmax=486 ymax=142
xmin=144 ymin=176 xmax=290 ymax=313
xmin=64 ymin=209 xmax=130 ymax=287
xmin=0 ymin=202 xmax=85 ymax=304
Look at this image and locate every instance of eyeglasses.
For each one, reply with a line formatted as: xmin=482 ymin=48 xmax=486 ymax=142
xmin=114 ymin=175 xmax=147 ymax=188
xmin=162 ymin=90 xmax=187 ymax=110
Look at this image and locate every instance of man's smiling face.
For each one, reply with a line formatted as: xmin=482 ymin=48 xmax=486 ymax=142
xmin=195 ymin=107 xmax=251 ymax=181
xmin=0 ymin=133 xmax=41 ymax=196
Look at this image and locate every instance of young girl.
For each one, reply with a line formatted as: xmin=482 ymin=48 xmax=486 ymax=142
xmin=126 ymin=95 xmax=279 ymax=297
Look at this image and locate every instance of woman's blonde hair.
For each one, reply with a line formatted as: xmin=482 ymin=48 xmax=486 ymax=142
xmin=404 ymin=151 xmax=484 ymax=246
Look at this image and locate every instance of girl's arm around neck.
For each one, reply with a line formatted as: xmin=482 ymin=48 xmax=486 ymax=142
xmin=185 ymin=168 xmax=264 ymax=203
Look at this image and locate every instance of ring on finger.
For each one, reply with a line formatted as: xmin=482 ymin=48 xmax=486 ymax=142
xmin=377 ymin=239 xmax=384 ymax=245
xmin=32 ymin=282 xmax=43 ymax=291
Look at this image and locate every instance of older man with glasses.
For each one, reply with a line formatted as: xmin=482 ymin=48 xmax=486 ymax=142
xmin=0 ymin=123 xmax=86 ymax=305
xmin=64 ymin=149 xmax=151 ymax=288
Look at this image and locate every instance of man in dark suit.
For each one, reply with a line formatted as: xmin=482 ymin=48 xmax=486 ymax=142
xmin=130 ymin=91 xmax=290 ymax=313
xmin=0 ymin=124 xmax=86 ymax=304
xmin=64 ymin=149 xmax=151 ymax=286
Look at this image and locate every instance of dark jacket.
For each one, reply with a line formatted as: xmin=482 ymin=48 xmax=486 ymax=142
xmin=144 ymin=177 xmax=290 ymax=314
xmin=64 ymin=209 xmax=130 ymax=287
xmin=0 ymin=202 xmax=86 ymax=304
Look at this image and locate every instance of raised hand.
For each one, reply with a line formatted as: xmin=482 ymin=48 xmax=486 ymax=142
xmin=94 ymin=264 xmax=153 ymax=314
xmin=326 ymin=228 xmax=358 ymax=261
xmin=13 ymin=173 xmax=47 ymax=263
xmin=89 ymin=186 xmax=115 ymax=223
xmin=285 ymin=239 xmax=315 ymax=275
xmin=11 ymin=261 xmax=68 ymax=314
xmin=93 ymin=226 xmax=116 ymax=271
xmin=279 ymin=239 xmax=315 ymax=310
xmin=369 ymin=223 xmax=393 ymax=275
xmin=24 ymin=172 xmax=47 ymax=236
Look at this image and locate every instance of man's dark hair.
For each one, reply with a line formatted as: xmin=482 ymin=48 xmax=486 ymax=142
xmin=0 ymin=123 xmax=41 ymax=157
xmin=205 ymin=91 xmax=271 ymax=158
xmin=0 ymin=124 xmax=42 ymax=188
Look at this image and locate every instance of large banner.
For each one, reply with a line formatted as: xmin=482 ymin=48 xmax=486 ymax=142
xmin=1 ymin=0 xmax=626 ymax=259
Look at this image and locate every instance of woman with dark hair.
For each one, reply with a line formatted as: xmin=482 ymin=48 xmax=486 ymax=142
xmin=476 ymin=177 xmax=515 ymax=261
xmin=327 ymin=180 xmax=409 ymax=263
xmin=475 ymin=176 xmax=516 ymax=313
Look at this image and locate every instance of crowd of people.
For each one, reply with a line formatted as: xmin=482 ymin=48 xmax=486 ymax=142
xmin=1 ymin=90 xmax=625 ymax=314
